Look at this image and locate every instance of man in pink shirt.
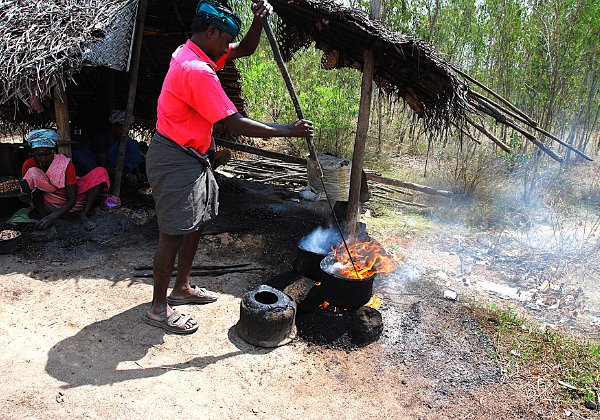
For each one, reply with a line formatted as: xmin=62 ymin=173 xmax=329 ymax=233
xmin=145 ymin=0 xmax=313 ymax=334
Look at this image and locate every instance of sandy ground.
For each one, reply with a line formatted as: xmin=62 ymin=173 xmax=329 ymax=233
xmin=0 ymin=178 xmax=591 ymax=419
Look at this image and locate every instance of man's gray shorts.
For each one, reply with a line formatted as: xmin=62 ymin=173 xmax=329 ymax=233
xmin=146 ymin=133 xmax=219 ymax=235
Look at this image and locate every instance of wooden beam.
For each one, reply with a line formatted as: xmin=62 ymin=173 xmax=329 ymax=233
xmin=469 ymin=92 xmax=592 ymax=161
xmin=450 ymin=63 xmax=537 ymax=127
xmin=346 ymin=0 xmax=382 ymax=237
xmin=366 ymin=174 xmax=453 ymax=197
xmin=215 ymin=138 xmax=307 ymax=165
xmin=53 ymin=84 xmax=71 ymax=157
xmin=114 ymin=0 xmax=148 ymax=197
xmin=464 ymin=115 xmax=511 ymax=152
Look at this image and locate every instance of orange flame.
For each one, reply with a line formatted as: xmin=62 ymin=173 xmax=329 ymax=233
xmin=331 ymin=239 xmax=397 ymax=280
xmin=365 ymin=294 xmax=382 ymax=309
xmin=318 ymin=300 xmax=347 ymax=314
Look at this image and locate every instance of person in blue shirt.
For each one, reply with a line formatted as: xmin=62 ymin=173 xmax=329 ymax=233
xmin=91 ymin=110 xmax=142 ymax=176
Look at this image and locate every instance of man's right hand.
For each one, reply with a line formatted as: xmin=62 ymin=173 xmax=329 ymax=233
xmin=289 ymin=119 xmax=314 ymax=137
xmin=221 ymin=113 xmax=315 ymax=138
xmin=251 ymin=0 xmax=273 ymax=18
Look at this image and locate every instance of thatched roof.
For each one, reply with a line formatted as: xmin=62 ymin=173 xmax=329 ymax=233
xmin=270 ymin=0 xmax=468 ymax=132
xmin=0 ymin=0 xmax=138 ymax=107
xmin=0 ymin=0 xmax=588 ymax=161
xmin=0 ymin=0 xmax=244 ymax=133
xmin=267 ymin=0 xmax=590 ymax=162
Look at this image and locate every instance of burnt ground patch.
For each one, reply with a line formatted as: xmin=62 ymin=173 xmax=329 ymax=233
xmin=377 ymin=280 xmax=502 ymax=396
xmin=290 ymin=277 xmax=502 ymax=396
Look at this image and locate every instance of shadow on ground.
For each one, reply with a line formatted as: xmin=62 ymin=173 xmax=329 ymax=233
xmin=45 ymin=304 xmax=273 ymax=388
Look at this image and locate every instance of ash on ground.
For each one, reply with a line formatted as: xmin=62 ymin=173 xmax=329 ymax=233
xmin=293 ymin=276 xmax=502 ymax=395
xmin=378 ymin=281 xmax=502 ymax=395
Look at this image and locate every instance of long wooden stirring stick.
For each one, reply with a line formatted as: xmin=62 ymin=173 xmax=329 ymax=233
xmin=252 ymin=1 xmax=359 ymax=278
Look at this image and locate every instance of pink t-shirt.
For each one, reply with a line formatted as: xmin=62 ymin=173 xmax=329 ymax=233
xmin=156 ymin=40 xmax=237 ymax=154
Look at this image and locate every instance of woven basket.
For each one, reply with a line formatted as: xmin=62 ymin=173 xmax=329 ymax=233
xmin=306 ymin=154 xmax=351 ymax=202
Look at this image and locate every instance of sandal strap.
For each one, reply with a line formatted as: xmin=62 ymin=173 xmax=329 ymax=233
xmin=167 ymin=310 xmax=192 ymax=328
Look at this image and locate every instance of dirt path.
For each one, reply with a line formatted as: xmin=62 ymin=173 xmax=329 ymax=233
xmin=0 ymin=179 xmax=576 ymax=419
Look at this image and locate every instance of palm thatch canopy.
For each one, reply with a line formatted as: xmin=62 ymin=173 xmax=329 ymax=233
xmin=0 ymin=0 xmax=138 ymax=109
xmin=270 ymin=0 xmax=468 ymax=132
xmin=0 ymin=0 xmax=589 ymax=162
xmin=0 ymin=0 xmax=244 ymax=134
xmin=266 ymin=0 xmax=590 ymax=162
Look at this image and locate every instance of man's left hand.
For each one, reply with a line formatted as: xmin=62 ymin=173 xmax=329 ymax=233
xmin=252 ymin=0 xmax=273 ymax=18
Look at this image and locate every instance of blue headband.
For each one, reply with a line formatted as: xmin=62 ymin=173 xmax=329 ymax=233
xmin=196 ymin=0 xmax=242 ymax=38
xmin=27 ymin=129 xmax=59 ymax=149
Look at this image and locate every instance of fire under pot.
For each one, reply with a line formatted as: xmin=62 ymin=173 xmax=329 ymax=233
xmin=318 ymin=255 xmax=375 ymax=310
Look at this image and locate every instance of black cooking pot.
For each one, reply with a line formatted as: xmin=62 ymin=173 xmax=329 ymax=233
xmin=318 ymin=255 xmax=375 ymax=310
xmin=294 ymin=246 xmax=327 ymax=281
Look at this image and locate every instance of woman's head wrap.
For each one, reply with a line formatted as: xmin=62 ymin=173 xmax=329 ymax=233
xmin=196 ymin=0 xmax=242 ymax=38
xmin=27 ymin=129 xmax=59 ymax=149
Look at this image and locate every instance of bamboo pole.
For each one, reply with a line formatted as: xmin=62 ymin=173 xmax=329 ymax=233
xmin=113 ymin=0 xmax=148 ymax=197
xmin=253 ymin=3 xmax=320 ymax=174
xmin=346 ymin=0 xmax=381 ymax=237
xmin=451 ymin=121 xmax=482 ymax=145
xmin=470 ymin=101 xmax=563 ymax=162
xmin=449 ymin=63 xmax=537 ymax=127
xmin=469 ymin=91 xmax=592 ymax=161
xmin=464 ymin=115 xmax=511 ymax=152
xmin=53 ymin=83 xmax=71 ymax=157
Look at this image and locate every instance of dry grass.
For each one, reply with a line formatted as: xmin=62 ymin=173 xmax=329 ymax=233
xmin=472 ymin=303 xmax=600 ymax=415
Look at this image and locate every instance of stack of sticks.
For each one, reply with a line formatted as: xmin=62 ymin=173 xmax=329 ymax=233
xmin=219 ymin=158 xmax=307 ymax=187
xmin=218 ymin=156 xmax=437 ymax=208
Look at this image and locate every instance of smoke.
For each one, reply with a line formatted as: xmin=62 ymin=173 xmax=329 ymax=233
xmin=298 ymin=225 xmax=342 ymax=255
xmin=496 ymin=166 xmax=600 ymax=258
xmin=374 ymin=260 xmax=424 ymax=298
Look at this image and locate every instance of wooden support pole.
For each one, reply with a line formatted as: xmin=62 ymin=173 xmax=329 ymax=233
xmin=53 ymin=83 xmax=72 ymax=157
xmin=113 ymin=0 xmax=148 ymax=197
xmin=346 ymin=0 xmax=381 ymax=237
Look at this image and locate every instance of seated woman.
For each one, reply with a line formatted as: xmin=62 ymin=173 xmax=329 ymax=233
xmin=20 ymin=129 xmax=110 ymax=230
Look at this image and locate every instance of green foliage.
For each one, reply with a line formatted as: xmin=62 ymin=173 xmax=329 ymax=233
xmin=238 ymin=41 xmax=361 ymax=157
xmin=234 ymin=0 xmax=598 ymax=171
